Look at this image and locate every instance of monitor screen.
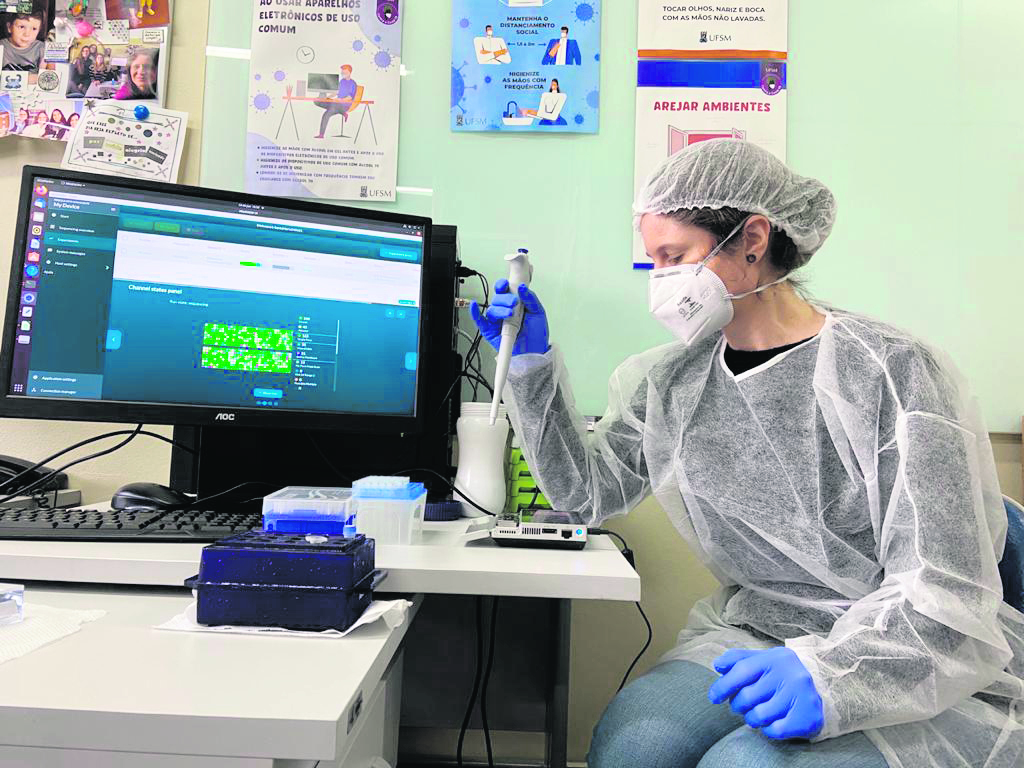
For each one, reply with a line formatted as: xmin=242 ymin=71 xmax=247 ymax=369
xmin=4 ymin=171 xmax=429 ymax=427
xmin=307 ymin=73 xmax=340 ymax=91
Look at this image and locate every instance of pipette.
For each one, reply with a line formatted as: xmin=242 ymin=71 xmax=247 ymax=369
xmin=490 ymin=248 xmax=533 ymax=425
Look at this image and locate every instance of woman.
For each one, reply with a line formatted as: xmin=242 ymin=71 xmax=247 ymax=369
xmin=89 ymin=52 xmax=108 ymax=83
xmin=20 ymin=109 xmax=48 ymax=138
xmin=43 ymin=108 xmax=67 ymax=139
xmin=472 ymin=139 xmax=1024 ymax=767
xmin=68 ymin=47 xmax=91 ymax=96
xmin=536 ymin=78 xmax=567 ymax=126
xmin=114 ymin=48 xmax=157 ymax=100
xmin=67 ymin=111 xmax=79 ymax=131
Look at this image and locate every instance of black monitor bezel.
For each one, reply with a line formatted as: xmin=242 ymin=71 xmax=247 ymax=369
xmin=0 ymin=165 xmax=434 ymax=435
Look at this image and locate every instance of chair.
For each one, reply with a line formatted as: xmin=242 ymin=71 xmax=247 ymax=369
xmin=999 ymin=495 xmax=1024 ymax=612
xmin=335 ymin=85 xmax=364 ymax=138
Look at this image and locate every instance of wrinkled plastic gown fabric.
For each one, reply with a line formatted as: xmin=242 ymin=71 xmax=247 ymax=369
xmin=504 ymin=309 xmax=1024 ymax=768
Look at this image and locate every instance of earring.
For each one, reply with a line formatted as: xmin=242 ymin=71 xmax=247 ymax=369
xmin=746 ymin=254 xmax=756 ymax=264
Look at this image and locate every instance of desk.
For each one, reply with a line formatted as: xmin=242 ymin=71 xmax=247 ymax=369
xmin=0 ymin=584 xmax=420 ymax=766
xmin=0 ymin=521 xmax=641 ymax=600
xmin=276 ymin=89 xmax=378 ymax=144
xmin=0 ymin=521 xmax=641 ymax=766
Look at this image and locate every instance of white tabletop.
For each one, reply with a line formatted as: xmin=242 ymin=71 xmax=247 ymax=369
xmin=0 ymin=521 xmax=641 ymax=601
xmin=0 ymin=584 xmax=419 ymax=761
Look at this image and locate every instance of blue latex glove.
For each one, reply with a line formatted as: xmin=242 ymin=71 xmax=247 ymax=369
xmin=708 ymin=648 xmax=824 ymax=740
xmin=470 ymin=278 xmax=549 ymax=355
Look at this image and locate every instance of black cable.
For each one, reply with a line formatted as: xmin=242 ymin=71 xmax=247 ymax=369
xmin=463 ymin=371 xmax=493 ymax=396
xmin=589 ymin=528 xmax=655 ymax=693
xmin=617 ymin=602 xmax=653 ymax=693
xmin=596 ymin=529 xmax=629 ymax=556
xmin=0 ymin=425 xmax=145 ymax=505
xmin=471 ymin=272 xmax=490 ymax=399
xmin=457 ymin=595 xmax=486 ymax=767
xmin=394 ymin=467 xmax=495 ymax=516
xmin=476 ymin=272 xmax=489 ymax=305
xmin=0 ymin=427 xmax=193 ymax=496
xmin=183 ymin=481 xmax=278 ymax=510
xmin=480 ymin=596 xmax=500 ymax=767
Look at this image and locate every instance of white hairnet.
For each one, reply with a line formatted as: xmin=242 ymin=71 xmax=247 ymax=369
xmin=634 ymin=139 xmax=837 ymax=266
xmin=503 ymin=309 xmax=1024 ymax=768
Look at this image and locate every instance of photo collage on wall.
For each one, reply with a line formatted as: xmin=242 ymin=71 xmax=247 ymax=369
xmin=0 ymin=0 xmax=171 ymax=140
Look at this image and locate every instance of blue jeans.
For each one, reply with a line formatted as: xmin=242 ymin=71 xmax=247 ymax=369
xmin=589 ymin=660 xmax=887 ymax=768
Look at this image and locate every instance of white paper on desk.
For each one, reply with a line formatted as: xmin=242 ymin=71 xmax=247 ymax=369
xmin=0 ymin=603 xmax=105 ymax=666
xmin=155 ymin=599 xmax=413 ymax=639
xmin=61 ymin=102 xmax=187 ymax=182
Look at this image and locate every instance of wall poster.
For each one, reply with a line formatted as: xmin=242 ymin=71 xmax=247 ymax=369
xmin=633 ymin=2 xmax=788 ymax=267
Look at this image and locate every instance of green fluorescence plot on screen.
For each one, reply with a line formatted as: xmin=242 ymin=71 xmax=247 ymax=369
xmin=201 ymin=346 xmax=293 ymax=373
xmin=202 ymin=323 xmax=293 ymax=352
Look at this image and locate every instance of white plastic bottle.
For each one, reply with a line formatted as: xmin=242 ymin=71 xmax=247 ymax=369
xmin=454 ymin=402 xmax=509 ymax=517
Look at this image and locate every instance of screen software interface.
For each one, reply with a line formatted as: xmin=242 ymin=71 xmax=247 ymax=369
xmin=9 ymin=176 xmax=426 ymax=416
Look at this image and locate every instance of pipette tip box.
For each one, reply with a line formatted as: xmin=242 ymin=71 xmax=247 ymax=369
xmin=262 ymin=486 xmax=353 ymax=534
xmin=186 ymin=531 xmax=382 ymax=632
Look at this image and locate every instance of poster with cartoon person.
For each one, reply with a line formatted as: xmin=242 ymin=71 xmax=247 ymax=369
xmin=246 ymin=1 xmax=404 ymax=200
xmin=452 ymin=0 xmax=600 ymax=133
xmin=474 ymin=24 xmax=510 ymax=65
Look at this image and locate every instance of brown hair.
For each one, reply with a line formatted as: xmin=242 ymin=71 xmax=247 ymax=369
xmin=670 ymin=206 xmax=802 ymax=276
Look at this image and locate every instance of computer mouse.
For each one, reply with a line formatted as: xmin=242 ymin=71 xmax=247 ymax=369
xmin=111 ymin=482 xmax=192 ymax=510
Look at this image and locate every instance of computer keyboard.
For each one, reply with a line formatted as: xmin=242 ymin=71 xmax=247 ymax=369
xmin=0 ymin=507 xmax=262 ymax=542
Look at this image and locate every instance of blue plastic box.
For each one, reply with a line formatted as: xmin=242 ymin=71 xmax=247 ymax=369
xmin=186 ymin=531 xmax=383 ymax=632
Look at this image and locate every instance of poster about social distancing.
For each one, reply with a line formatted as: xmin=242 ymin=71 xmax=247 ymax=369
xmin=0 ymin=0 xmax=170 ymax=141
xmin=633 ymin=1 xmax=788 ymax=268
xmin=246 ymin=0 xmax=403 ymax=201
xmin=451 ymin=0 xmax=600 ymax=133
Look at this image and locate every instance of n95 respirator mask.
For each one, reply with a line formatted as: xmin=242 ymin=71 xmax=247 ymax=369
xmin=648 ymin=218 xmax=787 ymax=347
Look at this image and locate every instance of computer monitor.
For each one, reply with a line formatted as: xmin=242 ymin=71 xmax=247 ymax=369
xmin=0 ymin=166 xmax=434 ymax=435
xmin=307 ymin=72 xmax=340 ymax=92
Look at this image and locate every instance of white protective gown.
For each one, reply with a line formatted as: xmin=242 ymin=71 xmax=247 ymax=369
xmin=504 ymin=308 xmax=1024 ymax=768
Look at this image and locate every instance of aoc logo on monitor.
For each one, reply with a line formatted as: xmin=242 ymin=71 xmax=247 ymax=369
xmin=214 ymin=413 xmax=236 ymax=422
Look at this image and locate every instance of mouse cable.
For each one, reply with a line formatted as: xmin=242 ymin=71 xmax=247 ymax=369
xmin=588 ymin=528 xmax=654 ymax=693
xmin=0 ymin=426 xmax=194 ymax=498
xmin=0 ymin=425 xmax=145 ymax=505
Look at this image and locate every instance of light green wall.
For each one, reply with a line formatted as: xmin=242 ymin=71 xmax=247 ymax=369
xmin=197 ymin=2 xmax=1024 ymax=761
xmin=203 ymin=0 xmax=1024 ymax=432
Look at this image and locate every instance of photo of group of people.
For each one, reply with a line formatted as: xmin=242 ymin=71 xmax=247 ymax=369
xmin=0 ymin=0 xmax=169 ymax=140
xmin=14 ymin=104 xmax=79 ymax=138
xmin=66 ymin=41 xmax=158 ymax=100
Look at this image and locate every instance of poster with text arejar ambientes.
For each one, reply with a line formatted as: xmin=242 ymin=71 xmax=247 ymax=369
xmin=633 ymin=2 xmax=788 ymax=268
xmin=246 ymin=0 xmax=403 ymax=201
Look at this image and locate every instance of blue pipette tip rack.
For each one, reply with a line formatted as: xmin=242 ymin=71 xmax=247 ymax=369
xmin=186 ymin=531 xmax=383 ymax=632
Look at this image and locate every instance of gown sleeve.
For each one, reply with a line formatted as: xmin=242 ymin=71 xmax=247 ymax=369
xmin=501 ymin=345 xmax=652 ymax=526
xmin=787 ymin=342 xmax=1012 ymax=739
